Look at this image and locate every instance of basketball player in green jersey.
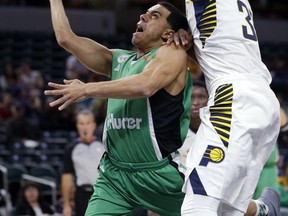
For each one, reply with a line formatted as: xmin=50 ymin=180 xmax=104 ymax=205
xmin=45 ymin=1 xmax=191 ymax=215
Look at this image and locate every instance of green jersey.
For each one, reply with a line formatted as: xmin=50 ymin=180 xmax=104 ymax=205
xmin=103 ymin=48 xmax=192 ymax=163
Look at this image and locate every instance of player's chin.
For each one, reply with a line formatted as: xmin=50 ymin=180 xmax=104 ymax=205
xmin=131 ymin=37 xmax=138 ymax=46
xmin=192 ymin=109 xmax=199 ymax=114
xmin=131 ymin=34 xmax=142 ymax=46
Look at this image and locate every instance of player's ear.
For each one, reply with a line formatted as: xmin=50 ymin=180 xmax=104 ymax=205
xmin=162 ymin=29 xmax=175 ymax=41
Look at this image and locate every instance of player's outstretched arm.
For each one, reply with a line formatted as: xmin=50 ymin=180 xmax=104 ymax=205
xmin=49 ymin=0 xmax=113 ymax=76
xmin=44 ymin=44 xmax=188 ymax=110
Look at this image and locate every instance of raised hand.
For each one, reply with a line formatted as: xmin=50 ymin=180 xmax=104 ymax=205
xmin=44 ymin=79 xmax=87 ymax=110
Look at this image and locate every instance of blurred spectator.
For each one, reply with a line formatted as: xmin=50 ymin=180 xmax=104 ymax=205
xmin=17 ymin=58 xmax=44 ymax=93
xmin=0 ymin=62 xmax=18 ymax=91
xmin=27 ymin=89 xmax=43 ymax=126
xmin=65 ymin=55 xmax=89 ymax=81
xmin=5 ymin=102 xmax=41 ymax=145
xmin=15 ymin=182 xmax=54 ymax=216
xmin=0 ymin=91 xmax=13 ymax=123
xmin=178 ymin=80 xmax=208 ymax=166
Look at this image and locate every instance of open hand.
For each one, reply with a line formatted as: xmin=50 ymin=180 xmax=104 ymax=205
xmin=166 ymin=29 xmax=193 ymax=51
xmin=44 ymin=79 xmax=87 ymax=110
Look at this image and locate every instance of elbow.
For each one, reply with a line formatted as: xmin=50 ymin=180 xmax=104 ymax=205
xmin=56 ymin=35 xmax=69 ymax=48
xmin=137 ymin=84 xmax=156 ymax=97
xmin=55 ymin=31 xmax=74 ymax=48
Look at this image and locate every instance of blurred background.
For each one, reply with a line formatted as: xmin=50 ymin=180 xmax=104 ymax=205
xmin=0 ymin=0 xmax=287 ymax=215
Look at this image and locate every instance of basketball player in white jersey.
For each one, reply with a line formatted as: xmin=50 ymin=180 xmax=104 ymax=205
xmin=171 ymin=0 xmax=281 ymax=215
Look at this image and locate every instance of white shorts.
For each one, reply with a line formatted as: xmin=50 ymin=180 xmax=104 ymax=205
xmin=182 ymin=74 xmax=280 ymax=213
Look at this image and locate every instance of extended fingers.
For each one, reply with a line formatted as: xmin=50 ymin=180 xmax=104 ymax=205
xmin=48 ymin=82 xmax=67 ymax=89
xmin=58 ymin=98 xmax=74 ymax=111
xmin=49 ymin=95 xmax=67 ymax=108
xmin=166 ymin=30 xmax=191 ymax=47
xmin=44 ymin=80 xmax=81 ymax=110
xmin=179 ymin=29 xmax=189 ymax=46
xmin=44 ymin=89 xmax=66 ymax=96
xmin=173 ymin=33 xmax=180 ymax=46
xmin=63 ymin=79 xmax=76 ymax=84
xmin=44 ymin=82 xmax=70 ymax=96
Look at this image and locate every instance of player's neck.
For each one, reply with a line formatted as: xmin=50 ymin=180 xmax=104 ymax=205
xmin=80 ymin=137 xmax=95 ymax=144
xmin=190 ymin=117 xmax=201 ymax=132
xmin=136 ymin=42 xmax=162 ymax=58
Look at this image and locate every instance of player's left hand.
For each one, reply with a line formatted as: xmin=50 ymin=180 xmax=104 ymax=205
xmin=44 ymin=79 xmax=87 ymax=110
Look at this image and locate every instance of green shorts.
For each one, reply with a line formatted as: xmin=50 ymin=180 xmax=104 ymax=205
xmin=85 ymin=153 xmax=185 ymax=216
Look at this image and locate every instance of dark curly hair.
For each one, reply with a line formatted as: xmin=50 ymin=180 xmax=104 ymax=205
xmin=158 ymin=1 xmax=189 ymax=32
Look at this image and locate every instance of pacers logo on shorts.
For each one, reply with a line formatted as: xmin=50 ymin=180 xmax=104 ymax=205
xmin=199 ymin=145 xmax=225 ymax=166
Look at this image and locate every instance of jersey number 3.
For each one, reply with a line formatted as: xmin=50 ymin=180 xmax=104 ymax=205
xmin=237 ymin=0 xmax=258 ymax=41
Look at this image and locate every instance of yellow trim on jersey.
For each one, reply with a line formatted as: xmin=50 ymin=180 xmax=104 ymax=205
xmin=201 ymin=32 xmax=213 ymax=37
xmin=221 ymin=111 xmax=232 ymax=115
xmin=219 ymin=134 xmax=229 ymax=143
xmin=210 ymin=107 xmax=231 ymax=111
xmin=194 ymin=0 xmax=217 ymax=48
xmin=201 ymin=15 xmax=217 ymax=22
xmin=199 ymin=20 xmax=217 ymax=27
xmin=203 ymin=8 xmax=216 ymax=15
xmin=217 ymin=101 xmax=232 ymax=105
xmin=215 ymin=86 xmax=233 ymax=98
xmin=206 ymin=2 xmax=216 ymax=10
xmin=211 ymin=116 xmax=231 ymax=122
xmin=209 ymin=83 xmax=234 ymax=148
xmin=214 ymin=126 xmax=230 ymax=135
xmin=201 ymin=26 xmax=217 ymax=31
xmin=214 ymin=92 xmax=233 ymax=103
xmin=210 ymin=120 xmax=231 ymax=128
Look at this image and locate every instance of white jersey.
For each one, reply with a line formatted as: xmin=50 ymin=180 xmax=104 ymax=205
xmin=186 ymin=0 xmax=271 ymax=93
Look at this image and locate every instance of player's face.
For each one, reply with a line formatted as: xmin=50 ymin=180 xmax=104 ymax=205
xmin=132 ymin=4 xmax=172 ymax=48
xmin=191 ymin=86 xmax=208 ymax=118
xmin=76 ymin=114 xmax=96 ymax=142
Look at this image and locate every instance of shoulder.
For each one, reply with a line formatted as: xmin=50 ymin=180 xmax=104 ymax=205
xmin=67 ymin=141 xmax=78 ymax=150
xmin=91 ymin=140 xmax=106 ymax=151
xmin=156 ymin=44 xmax=187 ymax=59
xmin=64 ymin=142 xmax=78 ymax=155
xmin=158 ymin=43 xmax=186 ymax=52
